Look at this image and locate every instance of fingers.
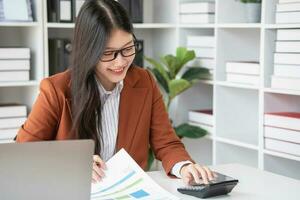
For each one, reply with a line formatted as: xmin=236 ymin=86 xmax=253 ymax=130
xmin=93 ymin=155 xmax=106 ymax=170
xmin=182 ymin=172 xmax=193 ymax=185
xmin=187 ymin=164 xmax=202 ymax=184
xmin=181 ymin=164 xmax=216 ymax=185
xmin=194 ymin=164 xmax=209 ymax=184
xmin=92 ymin=155 xmax=106 ymax=183
xmin=202 ymin=166 xmax=215 ymax=181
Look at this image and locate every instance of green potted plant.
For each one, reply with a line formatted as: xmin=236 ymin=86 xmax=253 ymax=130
xmin=145 ymin=47 xmax=211 ymax=170
xmin=239 ymin=0 xmax=262 ymax=23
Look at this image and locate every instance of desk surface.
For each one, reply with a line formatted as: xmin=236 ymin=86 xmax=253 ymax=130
xmin=148 ymin=163 xmax=300 ymax=200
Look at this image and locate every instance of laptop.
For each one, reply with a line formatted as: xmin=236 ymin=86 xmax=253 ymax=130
xmin=0 ymin=140 xmax=94 ymax=200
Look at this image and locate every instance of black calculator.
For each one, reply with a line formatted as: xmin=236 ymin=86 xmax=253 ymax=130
xmin=177 ymin=172 xmax=238 ymax=198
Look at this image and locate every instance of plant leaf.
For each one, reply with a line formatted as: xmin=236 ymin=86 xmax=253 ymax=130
xmin=145 ymin=57 xmax=170 ymax=83
xmin=181 ymin=67 xmax=211 ymax=82
xmin=147 ymin=67 xmax=169 ymax=93
xmin=161 ymin=55 xmax=177 ymax=79
xmin=147 ymin=148 xmax=155 ymax=171
xmin=169 ymin=79 xmax=191 ymax=100
xmin=176 ymin=47 xmax=196 ymax=73
xmin=174 ymin=123 xmax=207 ymax=138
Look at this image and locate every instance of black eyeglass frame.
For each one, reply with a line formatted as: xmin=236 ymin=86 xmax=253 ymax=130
xmin=100 ymin=35 xmax=142 ymax=62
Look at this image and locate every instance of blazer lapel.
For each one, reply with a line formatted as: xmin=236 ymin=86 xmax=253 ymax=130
xmin=116 ymin=68 xmax=148 ymax=151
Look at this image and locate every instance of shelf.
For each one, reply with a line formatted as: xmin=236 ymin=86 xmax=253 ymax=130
xmin=217 ymin=23 xmax=262 ymax=28
xmin=265 ymin=24 xmax=300 ymax=29
xmin=215 ymin=136 xmax=259 ymax=151
xmin=264 ymin=150 xmax=300 ymax=162
xmin=0 ymin=81 xmax=39 ymax=87
xmin=133 ymin=23 xmax=176 ymax=29
xmin=215 ymin=140 xmax=258 ymax=168
xmin=0 ymin=22 xmax=39 ymax=27
xmin=47 ymin=23 xmax=178 ymax=29
xmin=178 ymin=24 xmax=215 ymax=29
xmin=264 ymin=153 xmax=300 ymax=180
xmin=264 ymin=88 xmax=300 ymax=96
xmin=216 ymin=81 xmax=260 ymax=90
xmin=47 ymin=23 xmax=75 ymax=28
xmin=197 ymin=80 xmax=214 ymax=85
xmin=204 ymin=134 xmax=213 ymax=140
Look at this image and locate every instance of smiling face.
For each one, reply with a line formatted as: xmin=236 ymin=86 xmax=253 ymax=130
xmin=95 ymin=29 xmax=135 ymax=91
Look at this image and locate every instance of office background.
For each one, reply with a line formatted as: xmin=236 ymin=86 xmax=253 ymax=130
xmin=0 ymin=0 xmax=300 ymax=181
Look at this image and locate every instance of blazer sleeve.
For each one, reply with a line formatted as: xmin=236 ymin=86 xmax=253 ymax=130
xmin=16 ymin=79 xmax=61 ymax=142
xmin=146 ymin=70 xmax=194 ymax=176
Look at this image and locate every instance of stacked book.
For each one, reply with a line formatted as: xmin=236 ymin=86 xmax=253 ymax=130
xmin=186 ymin=35 xmax=215 ymax=80
xmin=188 ymin=109 xmax=213 ymax=136
xmin=0 ymin=104 xmax=27 ymax=143
xmin=225 ymin=61 xmax=260 ymax=85
xmin=179 ymin=2 xmax=215 ymax=24
xmin=0 ymin=48 xmax=30 ymax=82
xmin=276 ymin=0 xmax=300 ymax=24
xmin=264 ymin=112 xmax=300 ymax=157
xmin=272 ymin=29 xmax=300 ymax=90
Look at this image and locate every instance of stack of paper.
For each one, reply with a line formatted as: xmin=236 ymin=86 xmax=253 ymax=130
xmin=264 ymin=112 xmax=300 ymax=157
xmin=186 ymin=36 xmax=215 ymax=80
xmin=179 ymin=2 xmax=215 ymax=24
xmin=272 ymin=29 xmax=300 ymax=90
xmin=225 ymin=61 xmax=260 ymax=85
xmin=90 ymin=149 xmax=179 ymax=200
xmin=276 ymin=0 xmax=300 ymax=24
xmin=0 ymin=48 xmax=30 ymax=82
xmin=0 ymin=104 xmax=27 ymax=143
xmin=188 ymin=109 xmax=213 ymax=136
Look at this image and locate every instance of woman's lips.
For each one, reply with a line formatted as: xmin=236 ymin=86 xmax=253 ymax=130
xmin=108 ymin=67 xmax=125 ymax=74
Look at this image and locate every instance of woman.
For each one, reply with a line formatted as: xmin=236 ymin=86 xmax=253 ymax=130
xmin=16 ymin=0 xmax=215 ymax=185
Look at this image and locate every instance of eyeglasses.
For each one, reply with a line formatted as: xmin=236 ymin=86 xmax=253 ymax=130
xmin=100 ymin=41 xmax=142 ymax=62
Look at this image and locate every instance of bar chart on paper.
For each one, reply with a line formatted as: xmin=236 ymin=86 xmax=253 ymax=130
xmin=90 ymin=149 xmax=179 ymax=200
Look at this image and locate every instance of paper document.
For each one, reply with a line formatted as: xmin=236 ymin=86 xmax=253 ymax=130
xmin=91 ymin=149 xmax=179 ymax=200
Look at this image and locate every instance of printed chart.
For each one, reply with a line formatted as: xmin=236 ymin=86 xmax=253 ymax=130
xmin=90 ymin=149 xmax=179 ymax=200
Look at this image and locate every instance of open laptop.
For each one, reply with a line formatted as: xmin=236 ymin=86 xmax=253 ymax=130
xmin=0 ymin=140 xmax=94 ymax=200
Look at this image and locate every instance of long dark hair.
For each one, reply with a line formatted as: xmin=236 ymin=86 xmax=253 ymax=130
xmin=70 ymin=0 xmax=134 ymax=154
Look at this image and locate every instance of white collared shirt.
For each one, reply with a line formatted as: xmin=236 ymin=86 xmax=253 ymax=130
xmin=96 ymin=78 xmax=124 ymax=161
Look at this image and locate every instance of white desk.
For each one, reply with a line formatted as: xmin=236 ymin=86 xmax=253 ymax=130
xmin=148 ymin=163 xmax=300 ymax=200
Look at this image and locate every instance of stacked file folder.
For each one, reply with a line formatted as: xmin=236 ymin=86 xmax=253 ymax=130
xmin=264 ymin=112 xmax=300 ymax=157
xmin=179 ymin=2 xmax=215 ymax=24
xmin=276 ymin=0 xmax=300 ymax=24
xmin=0 ymin=48 xmax=30 ymax=82
xmin=0 ymin=104 xmax=27 ymax=143
xmin=186 ymin=35 xmax=215 ymax=79
xmin=188 ymin=109 xmax=213 ymax=135
xmin=272 ymin=29 xmax=300 ymax=91
xmin=225 ymin=61 xmax=260 ymax=85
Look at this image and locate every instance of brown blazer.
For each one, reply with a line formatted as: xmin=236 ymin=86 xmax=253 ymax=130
xmin=16 ymin=66 xmax=193 ymax=175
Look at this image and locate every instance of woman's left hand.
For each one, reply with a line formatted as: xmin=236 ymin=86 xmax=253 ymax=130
xmin=180 ymin=163 xmax=216 ymax=185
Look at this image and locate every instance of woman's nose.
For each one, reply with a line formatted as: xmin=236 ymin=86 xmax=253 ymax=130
xmin=114 ymin=52 xmax=127 ymax=65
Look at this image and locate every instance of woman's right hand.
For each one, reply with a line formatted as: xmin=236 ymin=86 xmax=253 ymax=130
xmin=92 ymin=155 xmax=107 ymax=183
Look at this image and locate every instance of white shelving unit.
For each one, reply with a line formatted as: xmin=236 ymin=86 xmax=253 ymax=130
xmin=0 ymin=0 xmax=299 ymax=180
xmin=175 ymin=0 xmax=300 ymax=181
xmin=0 ymin=0 xmax=43 ymax=110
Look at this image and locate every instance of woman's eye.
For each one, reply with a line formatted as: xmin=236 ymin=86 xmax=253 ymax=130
xmin=103 ymin=51 xmax=114 ymax=56
xmin=124 ymin=46 xmax=134 ymax=52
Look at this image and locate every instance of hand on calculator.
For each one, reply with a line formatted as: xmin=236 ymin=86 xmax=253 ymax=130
xmin=180 ymin=163 xmax=218 ymax=185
